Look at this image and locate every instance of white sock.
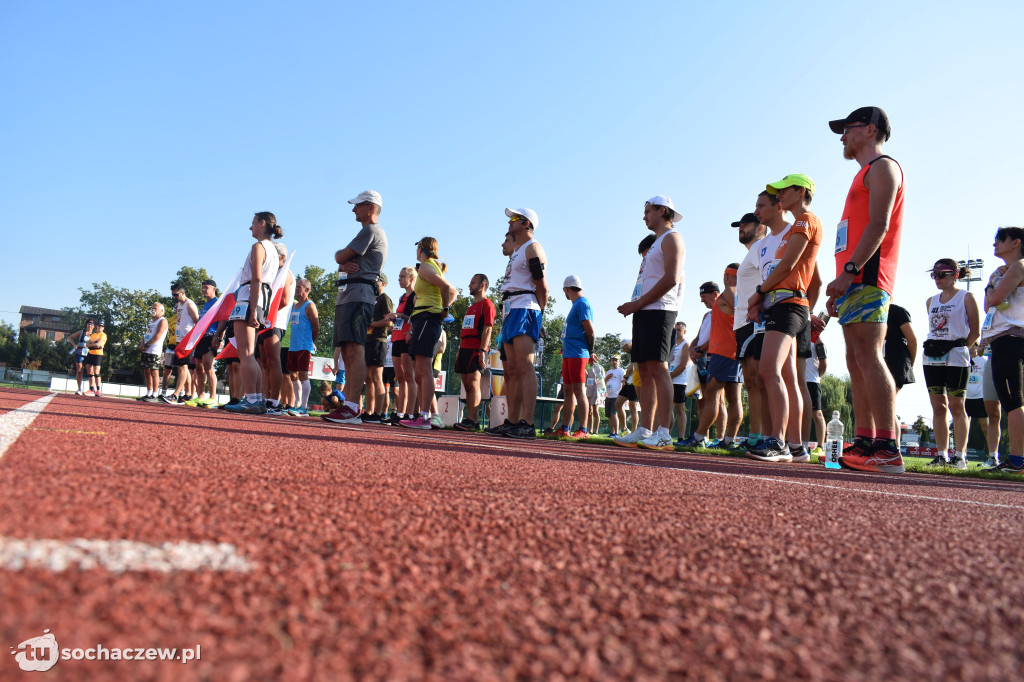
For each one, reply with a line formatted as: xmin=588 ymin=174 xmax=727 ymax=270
xmin=954 ymin=451 xmax=966 ymax=460
xmin=695 ymin=433 xmax=707 ymax=441
xmin=345 ymin=400 xmax=359 ymax=411
xmin=421 ymin=411 xmax=430 ymax=419
xmin=245 ymin=393 xmax=259 ymax=402
xmin=658 ymin=426 xmax=671 ymax=437
xmin=267 ymin=399 xmax=279 ymax=407
xmin=803 ymin=441 xmax=811 ymax=449
xmin=300 ymin=380 xmax=310 ymax=409
xmin=991 ymin=451 xmax=999 ymax=460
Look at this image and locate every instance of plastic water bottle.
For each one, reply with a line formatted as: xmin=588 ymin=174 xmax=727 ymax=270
xmin=535 ymin=336 xmax=544 ymax=368
xmin=824 ymin=411 xmax=843 ymax=469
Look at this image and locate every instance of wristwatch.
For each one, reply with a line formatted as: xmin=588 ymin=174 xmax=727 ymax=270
xmin=844 ymin=261 xmax=861 ymax=275
xmin=754 ymin=284 xmax=764 ymax=297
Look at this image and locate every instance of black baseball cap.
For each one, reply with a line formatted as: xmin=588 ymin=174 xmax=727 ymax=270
xmin=828 ymin=106 xmax=891 ymax=141
xmin=699 ymin=282 xmax=720 ymax=295
xmin=202 ymin=279 xmax=217 ymax=287
xmin=730 ymin=212 xmax=758 ymax=227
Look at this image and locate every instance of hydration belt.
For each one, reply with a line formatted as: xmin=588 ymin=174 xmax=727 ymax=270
xmin=501 ymin=289 xmax=537 ymax=300
xmin=336 ymin=276 xmax=378 ymax=288
xmin=763 ymin=288 xmax=806 ymax=309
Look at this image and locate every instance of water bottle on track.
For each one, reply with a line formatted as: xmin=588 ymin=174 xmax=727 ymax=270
xmin=824 ymin=411 xmax=843 ymax=469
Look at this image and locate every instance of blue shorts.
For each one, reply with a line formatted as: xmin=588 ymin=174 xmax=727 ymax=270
xmin=708 ymin=354 xmax=741 ymax=383
xmin=502 ymin=308 xmax=542 ymax=344
xmin=837 ymin=284 xmax=890 ymax=326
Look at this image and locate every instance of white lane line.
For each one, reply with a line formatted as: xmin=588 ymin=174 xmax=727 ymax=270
xmin=0 ymin=537 xmax=255 ymax=573
xmin=324 ymin=424 xmax=1024 ymax=511
xmin=0 ymin=393 xmax=56 ymax=464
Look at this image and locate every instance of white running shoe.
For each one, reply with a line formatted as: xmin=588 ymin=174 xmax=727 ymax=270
xmin=638 ymin=429 xmax=675 ymax=451
xmin=613 ymin=428 xmax=650 ymax=448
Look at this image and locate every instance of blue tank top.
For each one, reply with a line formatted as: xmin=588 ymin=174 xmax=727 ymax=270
xmin=288 ymin=301 xmax=314 ymax=352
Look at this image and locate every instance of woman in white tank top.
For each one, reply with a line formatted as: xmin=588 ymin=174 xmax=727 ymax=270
xmin=922 ymin=258 xmax=980 ymax=467
xmin=226 ymin=212 xmax=284 ymax=414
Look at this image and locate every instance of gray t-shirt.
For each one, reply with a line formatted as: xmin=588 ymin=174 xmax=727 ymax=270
xmin=336 ymin=223 xmax=388 ymax=305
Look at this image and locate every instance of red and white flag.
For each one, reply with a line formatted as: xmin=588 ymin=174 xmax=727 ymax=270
xmin=214 ymin=337 xmax=238 ymax=360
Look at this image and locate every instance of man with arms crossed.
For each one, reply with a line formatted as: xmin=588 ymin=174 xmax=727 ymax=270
xmin=324 ymin=190 xmax=388 ymax=425
xmin=487 ymin=208 xmax=548 ymax=440
xmin=139 ymin=303 xmax=168 ymax=402
xmin=824 ymin=107 xmax=906 ymax=473
xmin=615 ymin=195 xmax=686 ymax=451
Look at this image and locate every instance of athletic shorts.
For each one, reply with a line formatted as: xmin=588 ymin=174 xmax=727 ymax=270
xmin=673 ymin=384 xmax=686 ymax=404
xmin=965 ymin=397 xmax=987 ymax=419
xmin=605 ymin=397 xmax=618 ymax=415
xmin=141 ymin=352 xmax=161 ymax=371
xmin=334 ymin=301 xmax=373 ymax=347
xmin=989 ymin=335 xmax=1024 ymax=411
xmin=983 ymin=357 xmax=997 ymax=402
xmin=837 ymin=284 xmax=891 ymax=326
xmin=365 ymin=339 xmax=387 ymax=367
xmin=561 ymin=357 xmax=587 ymax=384
xmin=923 ymin=364 xmax=970 ymax=397
xmin=807 ymin=381 xmax=822 ymax=411
xmin=280 ymin=345 xmax=290 ymax=370
xmin=620 ymin=383 xmax=638 ymax=402
xmin=735 ymin=323 xmax=764 ymax=360
xmin=586 ymin=382 xmax=600 ymax=403
xmin=764 ymin=302 xmax=809 ymax=338
xmin=796 ymin=316 xmax=811 ymax=358
xmin=455 ymin=347 xmax=485 ymax=374
xmin=172 ymin=349 xmax=195 ymax=368
xmin=286 ymin=349 xmax=312 ymax=374
xmin=84 ymin=354 xmax=103 ymax=367
xmin=708 ymin=354 xmax=741 ymax=383
xmin=409 ymin=313 xmax=443 ymax=358
xmin=502 ymin=307 xmax=542 ymax=343
xmin=195 ymin=335 xmax=215 ymax=358
xmin=631 ymin=309 xmax=677 ymax=363
xmin=73 ymin=353 xmax=86 ymax=365
xmin=499 ymin=344 xmax=507 ymax=362
xmin=392 ymin=340 xmax=409 ymax=357
xmin=383 ymin=367 xmax=396 ymax=387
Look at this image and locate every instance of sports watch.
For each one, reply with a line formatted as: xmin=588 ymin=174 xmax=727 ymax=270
xmin=844 ymin=261 xmax=861 ymax=275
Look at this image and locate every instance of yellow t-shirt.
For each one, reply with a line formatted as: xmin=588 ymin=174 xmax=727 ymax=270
xmin=88 ymin=332 xmax=107 ymax=356
xmin=412 ymin=259 xmax=444 ymax=315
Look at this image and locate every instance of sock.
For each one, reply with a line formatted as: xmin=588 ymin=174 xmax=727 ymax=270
xmin=659 ymin=426 xmax=670 ymax=437
xmin=788 ymin=442 xmax=802 ymax=451
xmin=300 ymin=380 xmax=310 ymax=408
xmin=955 ymin=450 xmax=966 ymax=461
xmin=695 ymin=433 xmax=707 ymax=441
xmin=872 ymin=437 xmax=898 ymax=452
xmin=991 ymin=451 xmax=1000 ymax=461
xmin=723 ymin=436 xmax=733 ymax=445
xmin=875 ymin=428 xmax=898 ymax=440
xmin=245 ymin=393 xmax=259 ymax=402
xmin=267 ymin=399 xmax=279 ymax=408
xmin=855 ymin=428 xmax=875 ymax=441
xmin=421 ymin=411 xmax=430 ymax=419
xmin=747 ymin=432 xmax=760 ymax=444
xmin=803 ymin=441 xmax=811 ymax=449
xmin=345 ymin=400 xmax=360 ymax=411
xmin=580 ymin=427 xmax=588 ymax=434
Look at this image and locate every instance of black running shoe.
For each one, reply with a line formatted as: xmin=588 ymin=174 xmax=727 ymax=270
xmin=484 ymin=419 xmax=513 ymax=437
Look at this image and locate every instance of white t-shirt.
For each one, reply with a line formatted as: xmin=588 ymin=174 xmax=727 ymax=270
xmin=734 ymin=239 xmax=763 ymax=331
xmin=925 ymin=289 xmax=972 ymax=368
xmin=670 ymin=340 xmax=688 ymax=386
xmin=605 ymin=367 xmax=625 ymax=398
xmin=756 ymin=224 xmax=792 ymax=283
xmin=805 ymin=343 xmax=821 ymax=383
xmin=696 ymin=311 xmax=712 ymax=348
xmin=967 ymin=356 xmax=986 ymax=400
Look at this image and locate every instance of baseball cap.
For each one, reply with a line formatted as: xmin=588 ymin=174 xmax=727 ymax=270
xmin=730 ymin=212 xmax=759 ymax=227
xmin=828 ymin=106 xmax=891 ymax=141
xmin=504 ymin=208 xmax=539 ymax=229
xmin=645 ymin=195 xmax=684 ymax=223
xmin=699 ymin=282 xmax=720 ymax=294
xmin=563 ymin=275 xmax=583 ymax=290
xmin=348 ymin=190 xmax=383 ymax=208
xmin=377 ymin=272 xmax=389 ymax=285
xmin=202 ymin=279 xmax=217 ymax=288
xmin=98 ymin=320 xmax=106 ymax=327
xmin=766 ymin=173 xmax=816 ymax=196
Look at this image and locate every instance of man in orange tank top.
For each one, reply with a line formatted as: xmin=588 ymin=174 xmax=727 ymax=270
xmin=824 ymin=106 xmax=906 ymax=474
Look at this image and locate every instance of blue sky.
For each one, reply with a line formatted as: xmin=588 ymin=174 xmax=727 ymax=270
xmin=2 ymin=1 xmax=1022 ymax=425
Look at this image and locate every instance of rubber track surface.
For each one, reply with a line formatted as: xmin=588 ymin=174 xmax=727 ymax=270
xmin=1 ymin=389 xmax=1022 ymax=680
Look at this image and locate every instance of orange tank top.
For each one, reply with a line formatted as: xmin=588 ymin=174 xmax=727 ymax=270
xmin=708 ymin=299 xmax=736 ymax=359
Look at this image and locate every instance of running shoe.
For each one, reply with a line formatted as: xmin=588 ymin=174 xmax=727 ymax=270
xmin=676 ymin=435 xmax=707 ymax=448
xmin=453 ymin=418 xmax=479 ymax=432
xmin=840 ymin=445 xmax=905 ymax=473
xmin=74 ymin=389 xmax=83 ymax=396
xmin=926 ymin=454 xmax=950 ymax=467
xmin=706 ymin=438 xmax=722 ymax=448
xmin=810 ymin=446 xmax=825 ymax=459
xmin=542 ymin=427 xmax=557 ymax=435
xmin=569 ymin=429 xmax=589 ymax=440
xmin=506 ymin=421 xmax=536 ymax=439
xmin=265 ymin=403 xmax=284 ymax=416
xmin=361 ymin=412 xmax=382 ymax=424
xmin=160 ymin=394 xmax=181 ymax=405
xmin=726 ymin=441 xmax=750 ymax=453
xmin=322 ymin=403 xmax=363 ymax=424
xmin=219 ymin=398 xmax=241 ymax=410
xmin=184 ymin=397 xmax=203 ymax=407
xmin=205 ymin=399 xmax=221 ymax=409
xmin=84 ymin=390 xmax=97 ymax=397
xmin=994 ymin=459 xmax=1024 ymax=474
xmin=613 ymin=428 xmax=650 ymax=448
xmin=287 ymin=406 xmax=309 ymax=417
xmin=951 ymin=456 xmax=968 ymax=471
xmin=789 ymin=445 xmax=811 ymax=463
xmin=141 ymin=395 xmax=161 ymax=403
xmin=746 ymin=437 xmax=792 ymax=462
xmin=400 ymin=415 xmax=432 ymax=429
xmin=225 ymin=398 xmax=267 ymax=415
xmin=980 ymin=455 xmax=1000 ymax=469
xmin=638 ymin=430 xmax=675 ymax=451
xmin=484 ymin=419 xmax=514 ymax=437
xmin=388 ymin=412 xmax=403 ymax=427
xmin=429 ymin=414 xmax=444 ymax=430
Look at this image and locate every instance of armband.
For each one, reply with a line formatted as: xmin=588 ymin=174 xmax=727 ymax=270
xmin=528 ymin=257 xmax=545 ymax=280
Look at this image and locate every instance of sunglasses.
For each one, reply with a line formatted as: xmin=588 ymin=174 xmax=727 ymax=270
xmin=930 ymin=271 xmax=954 ymax=280
xmin=843 ymin=123 xmax=869 ymax=134
xmin=508 ymin=215 xmax=524 ymax=223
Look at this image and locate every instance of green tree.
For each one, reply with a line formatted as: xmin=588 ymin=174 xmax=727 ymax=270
xmin=913 ymin=415 xmax=931 ymax=444
xmin=65 ymin=282 xmax=163 ymax=374
xmin=168 ymin=265 xmax=216 ymax=307
xmin=820 ymin=373 xmax=854 ymax=439
xmin=302 ymin=264 xmax=339 ymax=355
xmin=594 ymin=332 xmax=623 ymax=365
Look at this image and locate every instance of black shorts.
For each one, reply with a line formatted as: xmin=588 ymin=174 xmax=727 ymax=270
xmin=334 ymin=301 xmax=373 ymax=347
xmin=807 ymin=381 xmax=822 ymax=411
xmin=254 ymin=329 xmax=282 ymax=361
xmin=923 ymin=364 xmax=970 ymax=397
xmin=455 ymin=347 xmax=485 ymax=374
xmin=365 ymin=339 xmax=387 ymax=367
xmin=141 ymin=352 xmax=161 ymax=371
xmin=965 ymin=397 xmax=987 ymax=419
xmin=673 ymin=384 xmax=686 ymax=403
xmin=764 ymin=303 xmax=809 ymax=338
xmin=383 ymin=367 xmax=396 ymax=386
xmin=620 ymin=383 xmax=638 ymax=402
xmin=499 ymin=344 xmax=507 ymax=362
xmin=409 ymin=313 xmax=443 ymax=358
xmin=280 ymin=345 xmax=289 ymax=370
xmin=796 ymin=316 xmax=811 ymax=358
xmin=631 ymin=309 xmax=677 ymax=363
xmin=735 ymin=323 xmax=763 ymax=360
xmin=392 ymin=339 xmax=409 ymax=357
xmin=84 ymin=354 xmax=103 ymax=367
xmin=195 ymin=335 xmax=215 ymax=358
xmin=604 ymin=397 xmax=617 ymax=415
xmin=172 ymin=349 xmax=195 ymax=368
xmin=992 ymin=335 xmax=1024 ymax=411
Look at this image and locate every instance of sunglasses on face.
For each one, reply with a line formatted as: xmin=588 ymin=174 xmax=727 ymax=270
xmin=930 ymin=271 xmax=954 ymax=280
xmin=508 ymin=215 xmax=523 ymax=223
xmin=843 ymin=123 xmax=869 ymax=134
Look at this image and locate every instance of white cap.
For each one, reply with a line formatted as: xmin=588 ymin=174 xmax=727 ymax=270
xmin=348 ymin=190 xmax=383 ymax=208
xmin=505 ymin=207 xmax=539 ymax=228
xmin=563 ymin=275 xmax=583 ymax=290
xmin=645 ymin=195 xmax=684 ymax=223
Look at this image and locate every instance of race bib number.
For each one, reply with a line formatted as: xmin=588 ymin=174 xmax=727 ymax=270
xmin=394 ymin=317 xmax=405 ymax=331
xmin=502 ymin=300 xmax=511 ymax=319
xmin=336 ymin=273 xmax=348 ymax=292
xmin=835 ymin=219 xmax=848 ymax=254
xmin=228 ymin=301 xmax=250 ymax=321
xmin=290 ymin=309 xmax=301 ymax=326
xmin=462 ymin=314 xmax=476 ymax=330
xmin=923 ymin=352 xmax=950 ymax=366
xmin=982 ymin=307 xmax=996 ymax=331
xmin=560 ymin=324 xmax=567 ymax=340
xmin=753 ymin=321 xmax=766 ymax=335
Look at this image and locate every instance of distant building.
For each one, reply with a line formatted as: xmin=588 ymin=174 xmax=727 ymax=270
xmin=19 ymin=306 xmax=75 ymax=342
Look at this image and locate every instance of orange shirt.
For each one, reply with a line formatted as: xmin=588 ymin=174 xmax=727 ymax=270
xmin=709 ymin=299 xmax=736 ymax=359
xmin=770 ymin=211 xmax=822 ymax=308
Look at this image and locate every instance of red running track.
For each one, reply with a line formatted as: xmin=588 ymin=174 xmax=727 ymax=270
xmin=1 ymin=387 xmax=1022 ymax=680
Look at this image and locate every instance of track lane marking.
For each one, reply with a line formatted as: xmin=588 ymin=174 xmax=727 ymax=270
xmin=321 ymin=424 xmax=1024 ymax=511
xmin=0 ymin=392 xmax=56 ymax=464
xmin=0 ymin=537 xmax=255 ymax=573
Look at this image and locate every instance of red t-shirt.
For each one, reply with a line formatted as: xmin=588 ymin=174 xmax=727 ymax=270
xmin=460 ymin=299 xmax=496 ymax=350
xmin=391 ymin=292 xmax=415 ymax=342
